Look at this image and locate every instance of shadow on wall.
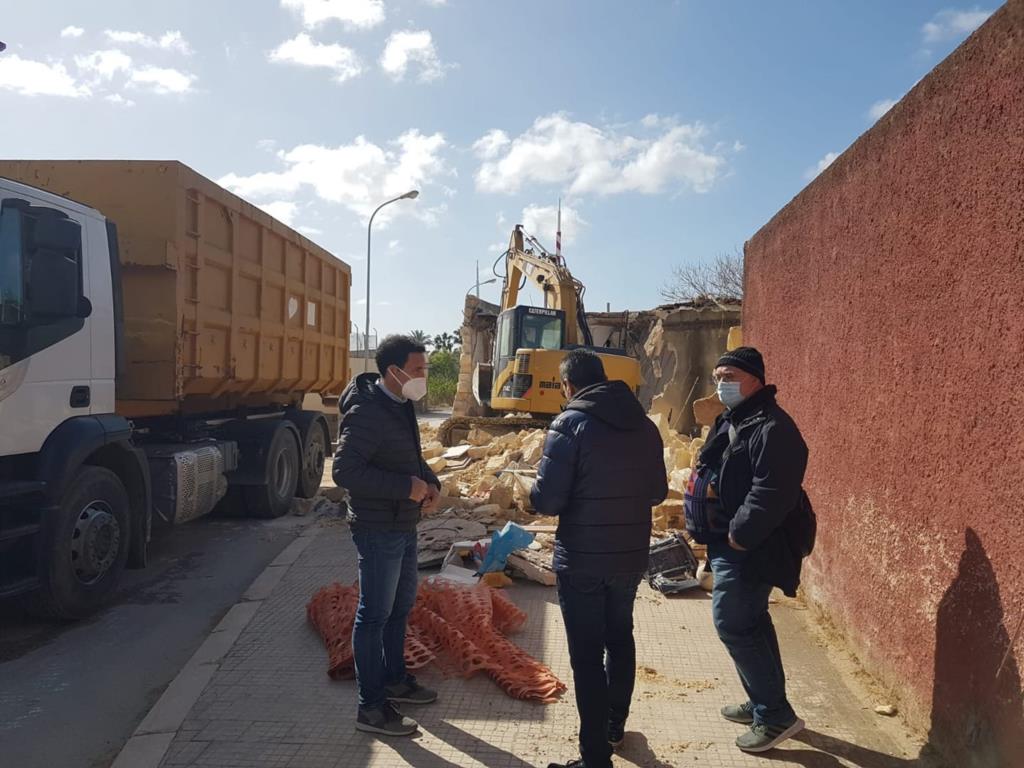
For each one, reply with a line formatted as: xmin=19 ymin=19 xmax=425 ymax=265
xmin=759 ymin=529 xmax=1023 ymax=768
xmin=928 ymin=528 xmax=1024 ymax=767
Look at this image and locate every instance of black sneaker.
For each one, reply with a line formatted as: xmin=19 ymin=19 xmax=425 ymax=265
xmin=608 ymin=721 xmax=625 ymax=748
xmin=385 ymin=680 xmax=438 ymax=705
xmin=355 ymin=701 xmax=418 ymax=736
xmin=736 ymin=717 xmax=805 ymax=753
xmin=721 ymin=701 xmax=755 ymax=725
xmin=547 ymin=760 xmax=586 ymax=768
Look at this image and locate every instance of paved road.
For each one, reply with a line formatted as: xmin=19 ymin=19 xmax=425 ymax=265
xmin=0 ymin=513 xmax=311 ymax=768
xmin=420 ymin=408 xmax=452 ymax=427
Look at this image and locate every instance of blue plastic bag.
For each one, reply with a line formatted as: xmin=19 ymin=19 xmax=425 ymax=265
xmin=478 ymin=521 xmax=535 ymax=573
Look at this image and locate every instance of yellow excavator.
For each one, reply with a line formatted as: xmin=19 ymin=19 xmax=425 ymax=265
xmin=438 ymin=225 xmax=642 ymax=445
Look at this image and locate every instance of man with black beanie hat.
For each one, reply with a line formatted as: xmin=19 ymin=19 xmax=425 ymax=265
xmin=685 ymin=346 xmax=809 ymax=753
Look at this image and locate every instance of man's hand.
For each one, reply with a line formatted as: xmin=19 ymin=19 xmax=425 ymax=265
xmin=408 ymin=476 xmax=429 ymax=503
xmin=422 ymin=484 xmax=441 ymax=512
xmin=728 ymin=533 xmax=747 ymax=551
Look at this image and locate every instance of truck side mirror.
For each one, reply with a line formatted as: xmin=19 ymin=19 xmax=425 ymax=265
xmin=25 ymin=213 xmax=82 ymax=320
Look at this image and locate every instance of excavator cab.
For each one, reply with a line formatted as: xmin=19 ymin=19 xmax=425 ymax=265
xmin=487 ymin=306 xmax=565 ymax=415
xmin=481 ymin=304 xmax=641 ymax=418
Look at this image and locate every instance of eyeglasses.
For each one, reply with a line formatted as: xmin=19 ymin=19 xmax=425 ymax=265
xmin=711 ymin=374 xmax=739 ymax=385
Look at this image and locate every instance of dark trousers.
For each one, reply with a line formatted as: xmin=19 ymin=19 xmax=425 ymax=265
xmin=709 ymin=541 xmax=796 ymax=726
xmin=556 ymin=570 xmax=644 ymax=768
xmin=351 ymin=529 xmax=419 ymax=710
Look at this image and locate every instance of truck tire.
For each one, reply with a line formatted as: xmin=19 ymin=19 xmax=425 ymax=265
xmin=26 ymin=466 xmax=131 ymax=620
xmin=243 ymin=423 xmax=300 ymax=518
xmin=296 ymin=417 xmax=330 ymax=500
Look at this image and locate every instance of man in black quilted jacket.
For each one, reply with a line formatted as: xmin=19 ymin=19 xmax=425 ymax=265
xmin=531 ymin=349 xmax=667 ymax=768
xmin=333 ymin=335 xmax=441 ymax=737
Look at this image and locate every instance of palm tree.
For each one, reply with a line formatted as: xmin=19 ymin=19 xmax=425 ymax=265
xmin=432 ymin=331 xmax=459 ymax=352
xmin=409 ymin=329 xmax=431 ymax=348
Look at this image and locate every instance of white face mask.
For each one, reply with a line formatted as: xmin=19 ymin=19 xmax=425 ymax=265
xmin=393 ymin=366 xmax=428 ymax=402
xmin=717 ymin=381 xmax=745 ymax=409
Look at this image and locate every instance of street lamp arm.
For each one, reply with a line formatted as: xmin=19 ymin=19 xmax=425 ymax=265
xmin=466 ymin=277 xmax=498 ymax=295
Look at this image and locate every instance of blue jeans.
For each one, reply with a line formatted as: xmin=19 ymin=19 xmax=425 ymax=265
xmin=709 ymin=541 xmax=796 ymax=727
xmin=351 ymin=529 xmax=419 ymax=710
xmin=556 ymin=571 xmax=644 ymax=768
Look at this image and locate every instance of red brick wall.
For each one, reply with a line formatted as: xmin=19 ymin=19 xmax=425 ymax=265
xmin=743 ymin=3 xmax=1023 ymax=764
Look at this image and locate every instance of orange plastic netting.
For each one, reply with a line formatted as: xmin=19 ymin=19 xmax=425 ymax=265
xmin=306 ymin=579 xmax=566 ymax=703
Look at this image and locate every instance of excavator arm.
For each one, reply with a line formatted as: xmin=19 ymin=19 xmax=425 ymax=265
xmin=502 ymin=226 xmax=592 ymax=346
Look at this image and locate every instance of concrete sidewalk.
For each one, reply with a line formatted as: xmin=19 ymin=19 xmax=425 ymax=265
xmin=117 ymin=521 xmax=929 ymax=768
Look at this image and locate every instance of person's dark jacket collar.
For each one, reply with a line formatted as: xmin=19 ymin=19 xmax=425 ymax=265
xmin=342 ymin=372 xmax=406 ymax=414
xmin=724 ymin=384 xmax=779 ymax=425
xmin=564 ymin=380 xmax=648 ymax=431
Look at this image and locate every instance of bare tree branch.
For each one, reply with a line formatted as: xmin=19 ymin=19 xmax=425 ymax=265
xmin=660 ymin=249 xmax=744 ymax=303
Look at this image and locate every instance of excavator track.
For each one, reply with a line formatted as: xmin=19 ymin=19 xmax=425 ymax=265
xmin=437 ymin=415 xmax=552 ymax=447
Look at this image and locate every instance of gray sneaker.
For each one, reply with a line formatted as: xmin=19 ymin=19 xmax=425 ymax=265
xmin=736 ymin=718 xmax=805 ymax=753
xmin=721 ymin=701 xmax=755 ymax=725
xmin=355 ymin=702 xmax=418 ymax=736
xmin=385 ymin=680 xmax=438 ymax=705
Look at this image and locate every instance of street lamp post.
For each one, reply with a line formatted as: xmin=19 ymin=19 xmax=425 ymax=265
xmin=366 ymin=190 xmax=419 ymax=363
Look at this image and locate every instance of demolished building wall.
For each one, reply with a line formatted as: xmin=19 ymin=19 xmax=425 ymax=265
xmin=743 ymin=3 xmax=1024 ymax=765
xmin=638 ymin=303 xmax=740 ymax=436
xmin=453 ymin=296 xmax=499 ymax=417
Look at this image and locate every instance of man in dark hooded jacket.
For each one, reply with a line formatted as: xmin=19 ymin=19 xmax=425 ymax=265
xmin=333 ymin=335 xmax=441 ymax=737
xmin=531 ymin=349 xmax=667 ymax=768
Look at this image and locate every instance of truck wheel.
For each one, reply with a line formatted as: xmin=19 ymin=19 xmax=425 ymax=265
xmin=296 ymin=418 xmax=329 ymax=499
xmin=243 ymin=424 xmax=300 ymax=518
xmin=27 ymin=466 xmax=131 ymax=620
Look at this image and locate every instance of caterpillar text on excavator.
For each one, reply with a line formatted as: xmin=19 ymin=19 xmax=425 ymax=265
xmin=438 ymin=224 xmax=641 ymax=446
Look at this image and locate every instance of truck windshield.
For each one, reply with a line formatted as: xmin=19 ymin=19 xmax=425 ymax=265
xmin=0 ymin=205 xmax=24 ymax=327
xmin=521 ymin=313 xmax=563 ymax=350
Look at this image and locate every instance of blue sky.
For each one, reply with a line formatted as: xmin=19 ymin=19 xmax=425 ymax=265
xmin=0 ymin=1 xmax=997 ymax=340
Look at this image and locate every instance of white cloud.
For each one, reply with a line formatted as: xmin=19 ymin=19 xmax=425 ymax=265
xmin=387 ymin=239 xmax=402 ymax=250
xmin=105 ymin=30 xmax=152 ymax=46
xmin=105 ymin=93 xmax=135 ymax=107
xmin=299 ymin=225 xmax=323 ymax=236
xmin=61 ymin=26 xmax=85 ymax=39
xmin=472 ymin=130 xmax=510 ymax=160
xmin=157 ymin=31 xmax=193 ymax=55
xmin=128 ymin=66 xmax=195 ymax=94
xmin=256 ymin=200 xmax=299 ymax=225
xmin=922 ymin=8 xmax=993 ymax=43
xmin=218 ymin=130 xmax=449 ymax=224
xmin=104 ymin=29 xmax=193 ymax=55
xmin=804 ymin=151 xmax=839 ymax=180
xmin=733 ymin=140 xmax=746 ymax=152
xmin=281 ymin=0 xmax=385 ymax=29
xmin=380 ymin=30 xmax=445 ymax=82
xmin=75 ymin=49 xmax=133 ymax=80
xmin=269 ymin=33 xmax=363 ymax=83
xmin=641 ymin=113 xmax=671 ymax=128
xmin=423 ymin=0 xmax=447 ymax=5
xmin=521 ymin=204 xmax=586 ymax=249
xmin=0 ymin=54 xmax=90 ymax=98
xmin=867 ymin=98 xmax=898 ymax=121
xmin=474 ymin=113 xmax=726 ymax=196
